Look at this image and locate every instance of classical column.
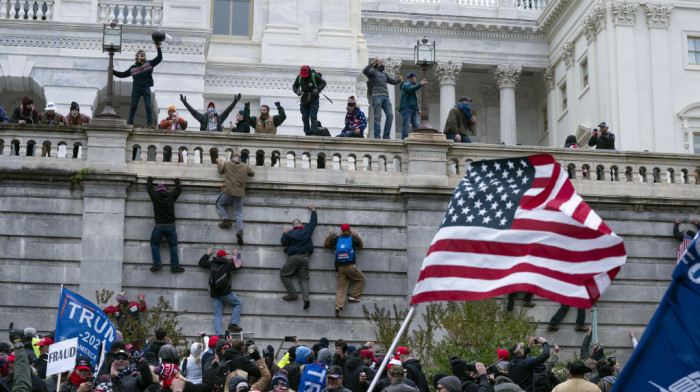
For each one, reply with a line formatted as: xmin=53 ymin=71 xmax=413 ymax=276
xmin=646 ymin=3 xmax=674 ymax=152
xmin=384 ymin=58 xmax=402 ymax=139
xmin=261 ymin=0 xmax=300 ymax=63
xmin=435 ymin=61 xmax=463 ymax=132
xmin=542 ymin=67 xmax=557 ymax=147
xmin=611 ymin=0 xmax=640 ymax=151
xmin=561 ymin=42 xmax=577 ymax=137
xmin=493 ymin=65 xmax=522 ymax=145
xmin=588 ymin=3 xmax=610 ymax=123
xmin=480 ymin=85 xmax=500 ymax=144
xmin=583 ymin=13 xmax=600 ymax=125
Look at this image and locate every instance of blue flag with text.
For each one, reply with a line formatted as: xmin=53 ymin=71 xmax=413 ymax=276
xmin=614 ymin=236 xmax=700 ymax=391
xmin=55 ymin=287 xmax=116 ymax=370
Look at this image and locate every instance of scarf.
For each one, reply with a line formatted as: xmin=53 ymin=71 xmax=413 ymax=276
xmin=70 ymin=372 xmax=89 ymax=386
xmin=458 ymin=102 xmax=471 ymax=117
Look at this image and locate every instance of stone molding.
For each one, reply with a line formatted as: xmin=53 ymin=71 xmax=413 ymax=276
xmin=480 ymin=85 xmax=500 ymax=107
xmin=542 ymin=67 xmax=555 ymax=91
xmin=582 ymin=3 xmax=607 ymax=44
xmin=205 ymin=76 xmax=356 ymax=94
xmin=362 ymin=17 xmax=545 ymax=41
xmin=0 ymin=35 xmax=204 ymax=55
xmin=561 ymin=42 xmax=575 ymax=69
xmin=384 ymin=58 xmax=403 ymax=77
xmin=493 ymin=65 xmax=522 ymax=89
xmin=356 ymin=74 xmax=368 ymax=100
xmin=434 ymin=61 xmax=463 ymax=86
xmin=611 ymin=1 xmax=638 ymax=26
xmin=645 ymin=3 xmax=673 ymax=29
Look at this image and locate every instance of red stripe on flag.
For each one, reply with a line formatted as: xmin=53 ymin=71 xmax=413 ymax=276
xmin=417 ymin=264 xmax=600 ymax=285
xmin=521 ymin=157 xmax=559 ymax=209
xmin=571 ymin=202 xmax=590 ymax=223
xmin=510 ymin=219 xmax=605 ymax=240
xmin=545 ymin=180 xmax=575 ymax=211
xmin=531 ymin=177 xmax=550 ymax=188
xmin=409 ymin=285 xmax=595 ymax=308
xmin=598 ymin=221 xmax=613 ymax=235
xmin=528 ymin=154 xmax=556 ymax=166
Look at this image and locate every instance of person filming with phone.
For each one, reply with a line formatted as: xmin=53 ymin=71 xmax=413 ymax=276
xmin=60 ymin=356 xmax=95 ymax=392
xmin=507 ymin=336 xmax=550 ymax=392
xmin=159 ymin=106 xmax=188 ymax=130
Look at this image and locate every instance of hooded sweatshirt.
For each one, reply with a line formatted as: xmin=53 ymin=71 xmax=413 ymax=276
xmin=10 ymin=96 xmax=38 ymax=124
xmin=146 ymin=177 xmax=182 ymax=224
xmin=198 ymin=253 xmax=241 ymax=298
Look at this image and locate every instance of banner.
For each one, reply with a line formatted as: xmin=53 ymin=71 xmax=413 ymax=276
xmin=613 ymin=236 xmax=700 ymax=391
xmin=46 ymin=338 xmax=78 ymax=376
xmin=55 ymin=287 xmax=116 ymax=370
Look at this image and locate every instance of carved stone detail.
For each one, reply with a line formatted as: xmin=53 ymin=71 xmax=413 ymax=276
xmin=384 ymin=58 xmax=403 ymax=78
xmin=645 ymin=3 xmax=673 ymax=28
xmin=561 ymin=42 xmax=575 ymax=69
xmin=356 ymin=74 xmax=368 ymax=100
xmin=434 ymin=61 xmax=463 ymax=85
xmin=480 ymin=85 xmax=500 ymax=107
xmin=611 ymin=1 xmax=638 ymax=26
xmin=205 ymin=77 xmax=356 ymax=94
xmin=542 ymin=67 xmax=555 ymax=91
xmin=0 ymin=36 xmax=204 ymax=55
xmin=493 ymin=65 xmax=522 ymax=89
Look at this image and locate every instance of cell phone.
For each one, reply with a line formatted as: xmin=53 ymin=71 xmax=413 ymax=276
xmin=225 ymin=330 xmax=231 ymax=339
xmin=284 ymin=336 xmax=296 ymax=342
xmin=86 ymin=376 xmax=95 ymax=384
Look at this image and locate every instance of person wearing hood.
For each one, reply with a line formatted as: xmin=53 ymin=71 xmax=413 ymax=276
xmin=343 ymin=349 xmax=375 ymax=392
xmin=336 ymin=96 xmax=367 ymax=138
xmin=59 ymin=356 xmax=93 ymax=392
xmin=493 ymin=376 xmax=524 ymax=392
xmin=180 ymin=343 xmax=204 ymax=384
xmin=292 ymin=65 xmax=325 ymax=136
xmin=180 ymin=94 xmax=240 ymax=132
xmin=396 ymin=348 xmax=429 ymax=392
xmin=113 ymin=43 xmax=162 ymax=127
xmin=199 ymin=248 xmax=244 ymax=334
xmin=10 ymin=96 xmax=38 ymax=125
xmin=146 ymin=176 xmax=183 ymax=273
xmin=247 ymin=102 xmax=286 ymax=135
xmin=283 ymin=346 xmax=312 ymax=392
xmin=298 ymin=348 xmax=332 ymax=392
xmin=66 ymin=102 xmax=90 ymax=126
xmin=280 ymin=204 xmax=318 ymax=310
xmin=231 ymin=105 xmax=251 ymax=133
xmin=443 ymin=96 xmax=476 ymax=143
xmin=449 ymin=357 xmax=493 ymax=392
xmin=215 ymin=152 xmax=255 ymax=245
xmin=324 ymin=224 xmax=365 ymax=317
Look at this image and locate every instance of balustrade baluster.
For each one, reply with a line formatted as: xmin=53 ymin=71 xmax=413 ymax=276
xmin=152 ymin=6 xmax=161 ymax=24
xmin=18 ymin=1 xmax=26 ymax=19
xmin=116 ymin=5 xmax=124 ymax=24
xmin=45 ymin=1 xmax=53 ymax=20
xmin=98 ymin=4 xmax=106 ymax=22
xmin=8 ymin=0 xmax=16 ymax=18
xmin=108 ymin=5 xmax=115 ymax=23
xmin=0 ymin=0 xmax=6 ymax=19
xmin=126 ymin=5 xmax=134 ymax=24
xmin=144 ymin=5 xmax=152 ymax=24
xmin=27 ymin=0 xmax=35 ymax=19
xmin=135 ymin=5 xmax=143 ymax=24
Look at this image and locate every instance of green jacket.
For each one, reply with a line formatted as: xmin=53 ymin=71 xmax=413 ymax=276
xmin=398 ymin=81 xmax=422 ymax=111
xmin=443 ymin=104 xmax=477 ymax=137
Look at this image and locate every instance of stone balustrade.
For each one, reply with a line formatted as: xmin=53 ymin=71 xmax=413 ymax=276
xmin=0 ymin=0 xmax=54 ymax=20
xmin=0 ymin=125 xmax=86 ymax=159
xmin=394 ymin=0 xmax=547 ymax=10
xmin=98 ymin=0 xmax=163 ymax=26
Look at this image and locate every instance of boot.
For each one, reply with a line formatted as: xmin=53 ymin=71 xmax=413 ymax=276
xmin=219 ymin=219 xmax=232 ymax=229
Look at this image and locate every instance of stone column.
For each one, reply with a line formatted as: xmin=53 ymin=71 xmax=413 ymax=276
xmin=611 ymin=1 xmax=640 ymax=151
xmin=435 ymin=61 xmax=463 ymax=132
xmin=493 ymin=65 xmax=522 ymax=145
xmin=589 ymin=3 xmax=610 ymax=123
xmin=542 ymin=67 xmax=557 ymax=147
xmin=646 ymin=3 xmax=674 ymax=152
xmin=583 ymin=13 xmax=600 ymax=124
xmin=261 ymin=0 xmax=300 ymax=63
xmin=84 ymin=118 xmax=132 ymax=172
xmin=384 ymin=58 xmax=402 ymax=140
xmin=480 ymin=85 xmax=500 ymax=144
xmin=561 ymin=42 xmax=577 ymax=135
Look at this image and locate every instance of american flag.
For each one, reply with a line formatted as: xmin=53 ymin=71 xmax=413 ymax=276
xmin=410 ymin=154 xmax=627 ymax=308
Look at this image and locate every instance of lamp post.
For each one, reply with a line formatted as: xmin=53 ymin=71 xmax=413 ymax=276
xmin=413 ymin=37 xmax=437 ymax=133
xmin=96 ymin=22 xmax=122 ymax=118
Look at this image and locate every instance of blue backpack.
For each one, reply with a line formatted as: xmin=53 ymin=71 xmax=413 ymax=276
xmin=335 ymin=235 xmax=355 ymax=263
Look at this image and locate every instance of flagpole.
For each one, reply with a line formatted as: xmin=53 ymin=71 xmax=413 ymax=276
xmin=367 ymin=306 xmax=417 ymax=392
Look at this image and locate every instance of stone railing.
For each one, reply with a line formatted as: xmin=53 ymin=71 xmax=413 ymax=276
xmin=0 ymin=125 xmax=87 ymax=159
xmin=98 ymin=0 xmax=162 ymax=26
xmin=393 ymin=0 xmax=547 ymax=10
xmin=0 ymin=0 xmax=54 ymax=21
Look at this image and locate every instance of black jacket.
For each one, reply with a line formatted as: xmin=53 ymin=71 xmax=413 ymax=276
xmin=146 ymin=341 xmax=168 ymax=366
xmin=403 ymin=359 xmax=429 ymax=392
xmin=456 ymin=374 xmax=494 ymax=392
xmin=342 ymin=356 xmax=372 ymax=392
xmin=282 ymin=362 xmax=302 ymax=391
xmin=113 ymin=48 xmax=163 ymax=89
xmin=281 ymin=211 xmax=317 ymax=256
xmin=587 ymin=131 xmax=615 ymax=150
xmin=198 ymin=254 xmax=241 ymax=298
xmin=146 ymin=177 xmax=181 ymax=225
xmin=183 ymin=98 xmax=238 ymax=132
xmin=10 ymin=107 xmax=38 ymax=124
xmin=203 ymin=348 xmax=260 ymax=388
xmin=35 ymin=355 xmax=47 ymax=380
xmin=507 ymin=343 xmax=550 ymax=392
xmin=110 ymin=359 xmax=154 ymax=392
xmin=293 ymin=72 xmax=327 ymax=105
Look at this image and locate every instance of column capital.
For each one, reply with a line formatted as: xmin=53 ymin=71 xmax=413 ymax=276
xmin=493 ymin=65 xmax=522 ymax=89
xmin=384 ymin=57 xmax=403 ymax=77
xmin=561 ymin=42 xmax=575 ymax=69
xmin=542 ymin=67 xmax=555 ymax=91
xmin=645 ymin=3 xmax=673 ymax=29
xmin=480 ymin=85 xmax=500 ymax=107
xmin=611 ymin=1 xmax=638 ymax=26
xmin=434 ymin=60 xmax=463 ymax=86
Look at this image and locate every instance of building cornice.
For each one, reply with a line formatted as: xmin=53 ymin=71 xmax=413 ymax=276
xmin=538 ymin=0 xmax=576 ymax=33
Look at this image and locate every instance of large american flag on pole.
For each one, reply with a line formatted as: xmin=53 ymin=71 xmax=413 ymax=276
xmin=410 ymin=154 xmax=627 ymax=308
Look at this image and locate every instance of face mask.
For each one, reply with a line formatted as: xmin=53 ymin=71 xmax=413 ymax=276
xmin=347 ymin=102 xmax=356 ymax=107
xmin=72 ymin=113 xmax=79 ymax=118
xmin=207 ymin=107 xmax=215 ymax=115
xmin=377 ymin=65 xmax=385 ymax=72
xmin=232 ymin=156 xmax=241 ymax=163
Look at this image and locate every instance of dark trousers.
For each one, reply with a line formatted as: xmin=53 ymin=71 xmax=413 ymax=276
xmin=506 ymin=292 xmax=533 ymax=311
xmin=446 ymin=133 xmax=472 ymax=143
xmin=549 ymin=305 xmax=586 ymax=326
xmin=300 ymin=101 xmax=320 ymax=136
xmin=280 ymin=254 xmax=310 ymax=301
xmin=128 ymin=86 xmax=153 ymax=125
xmin=150 ymin=225 xmax=179 ymax=267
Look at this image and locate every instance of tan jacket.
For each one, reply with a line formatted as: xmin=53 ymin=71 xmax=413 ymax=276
xmin=218 ymin=160 xmax=255 ymax=197
xmin=255 ymin=115 xmax=276 ymax=135
xmin=224 ymin=359 xmax=271 ymax=392
xmin=551 ymin=378 xmax=600 ymax=392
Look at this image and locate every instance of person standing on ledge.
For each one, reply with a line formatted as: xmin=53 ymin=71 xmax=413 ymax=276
xmin=113 ymin=42 xmax=162 ymax=128
xmin=363 ymin=58 xmax=402 ymax=139
xmin=443 ymin=96 xmax=476 ymax=143
xmin=147 ymin=176 xmax=183 ymax=273
xmin=293 ymin=65 xmax=326 ymax=136
xmin=587 ymin=121 xmax=615 ymax=150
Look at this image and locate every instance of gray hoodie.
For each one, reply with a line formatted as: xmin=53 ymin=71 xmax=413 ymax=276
xmin=494 ymin=376 xmax=524 ymax=392
xmin=363 ymin=64 xmax=401 ymax=97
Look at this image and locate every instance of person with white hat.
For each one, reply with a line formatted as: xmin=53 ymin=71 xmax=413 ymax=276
xmin=39 ymin=102 xmax=65 ymax=126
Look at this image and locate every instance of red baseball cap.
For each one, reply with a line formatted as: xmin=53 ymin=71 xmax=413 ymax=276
xmin=497 ymin=349 xmax=509 ymax=361
xmin=395 ymin=347 xmax=410 ymax=356
xmin=7 ymin=353 xmax=14 ymax=362
xmin=340 ymin=223 xmax=350 ymax=232
xmin=37 ymin=337 xmax=54 ymax=347
xmin=360 ymin=349 xmax=376 ymax=362
xmin=216 ymin=250 xmax=228 ymax=258
xmin=208 ymin=335 xmax=219 ymax=348
xmin=300 ymin=66 xmax=310 ymax=77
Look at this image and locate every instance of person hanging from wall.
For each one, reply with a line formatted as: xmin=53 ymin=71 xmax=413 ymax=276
xmin=673 ymin=217 xmax=699 ymax=264
xmin=146 ymin=176 xmax=184 ymax=273
xmin=292 ymin=65 xmax=326 ymax=136
xmin=113 ymin=42 xmax=163 ymax=128
xmin=180 ymin=93 xmax=240 ymax=132
xmin=324 ymin=223 xmax=365 ymax=318
xmin=215 ymin=152 xmax=255 ymax=245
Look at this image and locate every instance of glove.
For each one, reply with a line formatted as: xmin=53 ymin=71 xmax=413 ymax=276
xmin=311 ymin=89 xmax=319 ymax=97
xmin=274 ymin=101 xmax=281 ymax=107
xmin=233 ymin=93 xmax=241 ymax=105
xmin=9 ymin=328 xmax=23 ymax=348
xmin=249 ymin=347 xmax=261 ymax=361
xmin=131 ymin=350 xmax=144 ymax=365
xmin=179 ymin=94 xmax=186 ymax=103
xmin=296 ymin=91 xmax=303 ymax=97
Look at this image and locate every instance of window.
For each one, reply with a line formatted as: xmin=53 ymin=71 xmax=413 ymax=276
xmin=580 ymin=59 xmax=589 ymax=89
xmin=213 ymin=0 xmax=251 ymax=37
xmin=560 ymin=82 xmax=567 ymax=111
xmin=694 ymin=133 xmax=700 ymax=153
xmin=689 ymin=37 xmax=700 ymax=65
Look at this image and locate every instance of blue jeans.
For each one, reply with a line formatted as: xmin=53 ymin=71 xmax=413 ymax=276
xmin=300 ymin=101 xmax=320 ymax=135
xmin=446 ymin=133 xmax=472 ymax=143
xmin=128 ymin=86 xmax=153 ymax=125
xmin=211 ymin=292 xmax=242 ymax=334
xmin=150 ymin=225 xmax=179 ymax=268
xmin=216 ymin=193 xmax=244 ymax=231
xmin=400 ymin=108 xmax=419 ymax=140
xmin=336 ymin=129 xmax=364 ymax=138
xmin=372 ymin=95 xmax=394 ymax=139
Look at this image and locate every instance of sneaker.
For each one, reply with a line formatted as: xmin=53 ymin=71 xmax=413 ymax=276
xmin=171 ymin=267 xmax=185 ymax=273
xmin=282 ymin=294 xmax=298 ymax=301
xmin=547 ymin=324 xmax=560 ymax=332
xmin=150 ymin=265 xmax=162 ymax=272
xmin=335 ymin=308 xmax=341 ymax=318
xmin=522 ymin=301 xmax=536 ymax=308
xmin=575 ymin=324 xmax=588 ymax=332
xmin=304 ymin=301 xmax=310 ymax=310
xmin=236 ymin=230 xmax=244 ymax=245
xmin=228 ymin=324 xmax=242 ymax=332
xmin=348 ymin=296 xmax=361 ymax=303
xmin=219 ymin=220 xmax=232 ymax=229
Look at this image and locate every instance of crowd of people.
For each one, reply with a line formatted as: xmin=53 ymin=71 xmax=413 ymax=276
xmin=1 ymin=321 xmax=632 ymax=392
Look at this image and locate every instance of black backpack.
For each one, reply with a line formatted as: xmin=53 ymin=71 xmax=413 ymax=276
xmin=209 ymin=261 xmax=230 ymax=291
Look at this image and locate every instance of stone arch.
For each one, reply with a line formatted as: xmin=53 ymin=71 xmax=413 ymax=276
xmin=92 ymin=81 xmax=160 ymax=127
xmin=0 ymin=75 xmax=46 ymax=119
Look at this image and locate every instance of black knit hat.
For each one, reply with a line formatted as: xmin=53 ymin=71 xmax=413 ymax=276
xmin=70 ymin=102 xmax=79 ymax=111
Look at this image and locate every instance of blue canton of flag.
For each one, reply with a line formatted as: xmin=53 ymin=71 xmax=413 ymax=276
xmin=441 ymin=158 xmax=535 ymax=230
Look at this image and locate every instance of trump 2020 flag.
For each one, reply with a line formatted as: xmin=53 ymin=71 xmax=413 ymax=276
xmin=55 ymin=287 xmax=116 ymax=370
xmin=613 ymin=237 xmax=700 ymax=391
xmin=410 ymin=154 xmax=626 ymax=308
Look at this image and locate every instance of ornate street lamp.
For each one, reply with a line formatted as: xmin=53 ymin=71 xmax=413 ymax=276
xmin=96 ymin=22 xmax=122 ymax=118
xmin=413 ymin=37 xmax=437 ymax=133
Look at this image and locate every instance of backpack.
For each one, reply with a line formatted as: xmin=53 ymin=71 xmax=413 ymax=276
xmin=297 ymin=70 xmax=323 ymax=88
xmin=334 ymin=235 xmax=355 ymax=263
xmin=209 ymin=261 xmax=230 ymax=291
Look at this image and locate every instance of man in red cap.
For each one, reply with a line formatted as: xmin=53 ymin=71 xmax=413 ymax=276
xmin=396 ymin=347 xmax=430 ymax=392
xmin=293 ymin=65 xmax=327 ymax=136
xmin=344 ymin=349 xmax=375 ymax=392
xmin=198 ymin=247 xmax=244 ymax=333
xmin=324 ymin=223 xmax=365 ymax=317
xmin=35 ymin=337 xmax=53 ymax=379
